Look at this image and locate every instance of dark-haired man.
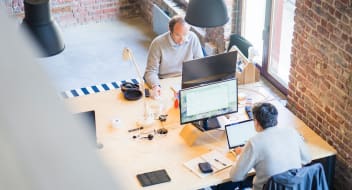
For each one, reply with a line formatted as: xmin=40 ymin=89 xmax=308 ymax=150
xmin=144 ymin=15 xmax=203 ymax=98
xmin=229 ymin=103 xmax=311 ymax=190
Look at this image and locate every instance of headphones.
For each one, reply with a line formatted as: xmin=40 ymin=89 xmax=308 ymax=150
xmin=157 ymin=128 xmax=168 ymax=134
xmin=121 ymin=82 xmax=142 ymax=101
xmin=132 ymin=127 xmax=168 ymax=140
xmin=133 ymin=134 xmax=154 ymax=140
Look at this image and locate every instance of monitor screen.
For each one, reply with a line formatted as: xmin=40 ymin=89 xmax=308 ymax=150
xmin=179 ymin=78 xmax=238 ymax=131
xmin=182 ymin=51 xmax=237 ymax=89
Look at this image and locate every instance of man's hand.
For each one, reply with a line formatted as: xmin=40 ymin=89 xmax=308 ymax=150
xmin=234 ymin=147 xmax=243 ymax=155
xmin=151 ymin=85 xmax=161 ymax=99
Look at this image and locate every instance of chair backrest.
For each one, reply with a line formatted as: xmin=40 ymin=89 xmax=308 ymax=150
xmin=227 ymin=34 xmax=252 ymax=58
xmin=262 ymin=163 xmax=329 ymax=190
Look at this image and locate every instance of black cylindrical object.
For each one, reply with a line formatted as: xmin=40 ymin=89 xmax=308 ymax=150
xmin=185 ymin=0 xmax=229 ymax=27
xmin=22 ymin=0 xmax=65 ymax=57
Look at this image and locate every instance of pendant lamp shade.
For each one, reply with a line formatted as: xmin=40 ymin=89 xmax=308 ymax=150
xmin=22 ymin=0 xmax=65 ymax=57
xmin=185 ymin=0 xmax=229 ymax=27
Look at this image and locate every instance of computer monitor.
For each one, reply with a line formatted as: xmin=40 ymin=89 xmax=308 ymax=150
xmin=179 ymin=78 xmax=238 ymax=131
xmin=182 ymin=51 xmax=237 ymax=89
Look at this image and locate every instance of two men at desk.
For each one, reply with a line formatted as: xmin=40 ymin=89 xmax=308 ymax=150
xmin=143 ymin=15 xmax=311 ymax=190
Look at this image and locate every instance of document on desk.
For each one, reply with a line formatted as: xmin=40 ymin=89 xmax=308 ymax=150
xmin=217 ymin=111 xmax=250 ymax=130
xmin=183 ymin=150 xmax=233 ymax=178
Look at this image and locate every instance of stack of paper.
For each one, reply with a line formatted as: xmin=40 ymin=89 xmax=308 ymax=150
xmin=184 ymin=150 xmax=233 ymax=178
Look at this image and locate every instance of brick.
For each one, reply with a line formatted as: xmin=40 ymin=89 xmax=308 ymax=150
xmin=305 ymin=0 xmax=312 ymax=7
xmin=296 ymin=90 xmax=303 ymax=98
xmin=325 ymin=22 xmax=335 ymax=33
xmin=338 ymin=23 xmax=352 ymax=34
xmin=312 ymin=3 xmax=324 ymax=18
xmin=330 ymin=34 xmax=345 ymax=50
xmin=295 ymin=102 xmax=306 ymax=115
xmin=341 ymin=33 xmax=348 ymax=41
xmin=331 ymin=52 xmax=347 ymax=67
xmin=320 ymin=18 xmax=327 ymax=27
xmin=52 ymin=5 xmax=72 ymax=13
xmin=324 ymin=106 xmax=331 ymax=114
xmin=324 ymin=2 xmax=335 ymax=15
xmin=345 ymin=44 xmax=352 ymax=56
xmin=335 ymin=0 xmax=348 ymax=12
xmin=336 ymin=80 xmax=347 ymax=91
xmin=340 ymin=0 xmax=350 ymax=5
xmin=334 ymin=9 xmax=343 ymax=19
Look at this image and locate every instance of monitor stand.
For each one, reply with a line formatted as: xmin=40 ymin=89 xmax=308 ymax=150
xmin=180 ymin=119 xmax=221 ymax=146
xmin=192 ymin=118 xmax=220 ymax=132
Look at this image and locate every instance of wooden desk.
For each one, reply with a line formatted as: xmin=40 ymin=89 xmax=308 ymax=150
xmin=66 ymin=77 xmax=336 ymax=190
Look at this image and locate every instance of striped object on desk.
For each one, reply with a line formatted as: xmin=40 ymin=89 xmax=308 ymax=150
xmin=61 ymin=79 xmax=139 ymax=98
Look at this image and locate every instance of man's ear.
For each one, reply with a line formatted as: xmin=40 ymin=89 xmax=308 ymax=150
xmin=254 ymin=119 xmax=263 ymax=132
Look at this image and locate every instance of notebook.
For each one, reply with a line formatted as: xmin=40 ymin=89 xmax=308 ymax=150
xmin=225 ymin=120 xmax=257 ymax=150
xmin=136 ymin=169 xmax=171 ymax=187
xmin=183 ymin=150 xmax=233 ymax=178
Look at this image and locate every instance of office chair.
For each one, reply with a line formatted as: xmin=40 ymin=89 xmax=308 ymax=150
xmin=227 ymin=34 xmax=252 ymax=58
xmin=263 ymin=163 xmax=329 ymax=190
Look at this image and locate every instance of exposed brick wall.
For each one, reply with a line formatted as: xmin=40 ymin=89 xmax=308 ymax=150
xmin=3 ymin=0 xmax=140 ymax=27
xmin=288 ymin=0 xmax=352 ymax=189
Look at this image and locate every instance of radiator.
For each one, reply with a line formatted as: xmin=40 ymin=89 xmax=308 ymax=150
xmin=152 ymin=4 xmax=170 ymax=35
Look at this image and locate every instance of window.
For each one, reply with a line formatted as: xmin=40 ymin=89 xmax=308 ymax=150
xmin=267 ymin=0 xmax=296 ymax=88
xmin=241 ymin=0 xmax=296 ymax=94
xmin=241 ymin=0 xmax=266 ymax=66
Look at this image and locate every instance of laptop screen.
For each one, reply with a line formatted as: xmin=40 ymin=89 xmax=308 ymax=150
xmin=225 ymin=120 xmax=257 ymax=149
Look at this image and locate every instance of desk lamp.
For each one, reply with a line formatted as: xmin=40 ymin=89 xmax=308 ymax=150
xmin=122 ymin=48 xmax=154 ymax=127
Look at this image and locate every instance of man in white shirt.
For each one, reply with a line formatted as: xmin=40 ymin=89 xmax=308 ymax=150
xmin=230 ymin=103 xmax=311 ymax=190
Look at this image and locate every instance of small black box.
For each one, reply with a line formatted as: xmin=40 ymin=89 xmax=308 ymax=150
xmin=198 ymin=162 xmax=213 ymax=173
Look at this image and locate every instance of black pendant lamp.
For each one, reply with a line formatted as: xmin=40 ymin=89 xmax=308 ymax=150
xmin=22 ymin=0 xmax=65 ymax=57
xmin=185 ymin=0 xmax=229 ymax=27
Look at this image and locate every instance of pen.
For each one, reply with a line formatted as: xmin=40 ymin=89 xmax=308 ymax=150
xmin=128 ymin=126 xmax=144 ymax=132
xmin=214 ymin=158 xmax=227 ymax=166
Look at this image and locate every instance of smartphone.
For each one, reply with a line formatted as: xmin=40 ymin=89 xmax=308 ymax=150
xmin=145 ymin=88 xmax=150 ymax=97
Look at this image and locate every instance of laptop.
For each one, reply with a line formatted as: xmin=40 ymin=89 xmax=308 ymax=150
xmin=225 ymin=120 xmax=257 ymax=154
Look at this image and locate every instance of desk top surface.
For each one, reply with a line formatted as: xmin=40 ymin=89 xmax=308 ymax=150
xmin=66 ymin=77 xmax=336 ymax=190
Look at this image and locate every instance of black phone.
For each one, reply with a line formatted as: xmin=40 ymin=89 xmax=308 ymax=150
xmin=145 ymin=88 xmax=150 ymax=97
